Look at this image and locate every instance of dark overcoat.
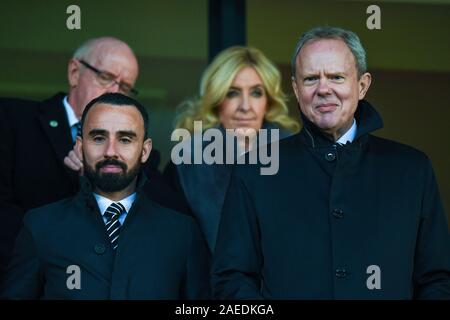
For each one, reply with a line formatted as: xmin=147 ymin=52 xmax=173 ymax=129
xmin=213 ymin=100 xmax=450 ymax=299
xmin=1 ymin=176 xmax=210 ymax=299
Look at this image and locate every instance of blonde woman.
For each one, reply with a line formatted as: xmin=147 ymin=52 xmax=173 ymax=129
xmin=164 ymin=46 xmax=299 ymax=253
xmin=176 ymin=46 xmax=298 ymax=133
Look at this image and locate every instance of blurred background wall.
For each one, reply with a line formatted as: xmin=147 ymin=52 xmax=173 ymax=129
xmin=0 ymin=0 xmax=448 ymax=219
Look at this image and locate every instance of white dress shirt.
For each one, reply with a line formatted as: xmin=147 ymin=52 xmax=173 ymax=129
xmin=93 ymin=192 xmax=136 ymax=226
xmin=336 ymin=118 xmax=357 ymax=145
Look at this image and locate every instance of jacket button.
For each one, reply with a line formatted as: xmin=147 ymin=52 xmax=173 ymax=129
xmin=94 ymin=244 xmax=106 ymax=255
xmin=332 ymin=209 xmax=344 ymax=219
xmin=325 ymin=152 xmax=336 ymax=162
xmin=335 ymin=268 xmax=348 ymax=278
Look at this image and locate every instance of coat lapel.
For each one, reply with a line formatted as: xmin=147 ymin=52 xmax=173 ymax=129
xmin=37 ymin=93 xmax=74 ymax=163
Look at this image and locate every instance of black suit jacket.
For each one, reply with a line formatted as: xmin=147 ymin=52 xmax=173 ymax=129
xmin=1 ymin=176 xmax=211 ymax=299
xmin=0 ymin=93 xmax=78 ymax=212
xmin=0 ymin=93 xmax=78 ymax=276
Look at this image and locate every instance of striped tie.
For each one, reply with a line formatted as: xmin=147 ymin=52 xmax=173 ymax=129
xmin=104 ymin=202 xmax=126 ymax=250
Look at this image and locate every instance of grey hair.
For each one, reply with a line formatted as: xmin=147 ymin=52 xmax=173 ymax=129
xmin=72 ymin=39 xmax=97 ymax=61
xmin=72 ymin=37 xmax=131 ymax=61
xmin=291 ymin=26 xmax=367 ymax=79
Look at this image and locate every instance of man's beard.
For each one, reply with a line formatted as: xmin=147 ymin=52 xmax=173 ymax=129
xmin=84 ymin=158 xmax=141 ymax=193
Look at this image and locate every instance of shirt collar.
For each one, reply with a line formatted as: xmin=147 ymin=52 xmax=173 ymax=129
xmin=63 ymin=96 xmax=80 ymax=127
xmin=93 ymin=192 xmax=136 ymax=216
xmin=336 ymin=118 xmax=357 ymax=145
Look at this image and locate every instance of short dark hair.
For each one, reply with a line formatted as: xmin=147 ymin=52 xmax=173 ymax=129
xmin=80 ymin=93 xmax=149 ymax=139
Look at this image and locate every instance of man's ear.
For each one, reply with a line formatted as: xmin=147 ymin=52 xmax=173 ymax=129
xmin=291 ymin=76 xmax=300 ymax=102
xmin=141 ymin=138 xmax=153 ymax=163
xmin=358 ymin=72 xmax=372 ymax=100
xmin=68 ymin=59 xmax=81 ymax=88
xmin=75 ymin=136 xmax=83 ymax=159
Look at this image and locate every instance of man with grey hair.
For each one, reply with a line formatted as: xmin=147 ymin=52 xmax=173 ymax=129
xmin=212 ymin=26 xmax=450 ymax=299
xmin=0 ymin=37 xmax=152 ymax=277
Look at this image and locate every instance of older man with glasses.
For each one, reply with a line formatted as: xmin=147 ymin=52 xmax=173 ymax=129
xmin=77 ymin=59 xmax=139 ymax=97
xmin=0 ymin=37 xmax=170 ymax=278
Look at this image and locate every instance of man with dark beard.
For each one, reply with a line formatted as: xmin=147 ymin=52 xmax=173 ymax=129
xmin=1 ymin=93 xmax=210 ymax=299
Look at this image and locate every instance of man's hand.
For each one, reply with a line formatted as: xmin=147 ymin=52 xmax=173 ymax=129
xmin=64 ymin=147 xmax=84 ymax=176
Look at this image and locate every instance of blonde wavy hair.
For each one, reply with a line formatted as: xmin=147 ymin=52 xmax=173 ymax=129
xmin=175 ymin=46 xmax=300 ymax=133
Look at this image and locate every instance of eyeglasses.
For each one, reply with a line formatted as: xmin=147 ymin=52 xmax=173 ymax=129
xmin=78 ymin=60 xmax=138 ymax=97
